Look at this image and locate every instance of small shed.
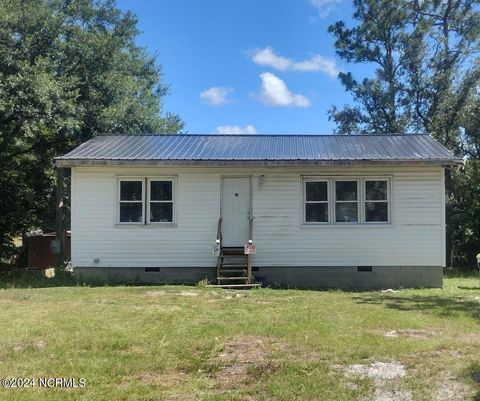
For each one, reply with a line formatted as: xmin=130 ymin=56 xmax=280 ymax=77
xmin=25 ymin=232 xmax=71 ymax=269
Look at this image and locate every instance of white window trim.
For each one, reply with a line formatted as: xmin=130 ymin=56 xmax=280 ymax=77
xmin=334 ymin=178 xmax=360 ymax=224
xmin=363 ymin=178 xmax=391 ymax=224
xmin=117 ymin=177 xmax=145 ymax=225
xmin=147 ymin=177 xmax=176 ymax=225
xmin=303 ymin=179 xmax=330 ymax=224
xmin=115 ymin=176 xmax=177 ymax=226
xmin=301 ymin=176 xmax=392 ymax=226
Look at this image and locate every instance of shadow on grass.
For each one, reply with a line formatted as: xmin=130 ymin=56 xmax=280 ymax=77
xmin=465 ymin=363 xmax=480 ymax=401
xmin=0 ymin=269 xmax=205 ymax=289
xmin=353 ymin=294 xmax=480 ymax=321
xmin=0 ymin=269 xmax=141 ymax=289
xmin=0 ymin=269 xmax=90 ymax=289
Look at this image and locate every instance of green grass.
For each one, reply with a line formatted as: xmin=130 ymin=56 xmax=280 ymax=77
xmin=0 ymin=275 xmax=479 ymax=400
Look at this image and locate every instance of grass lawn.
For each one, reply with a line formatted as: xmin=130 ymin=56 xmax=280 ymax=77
xmin=0 ymin=274 xmax=479 ymax=401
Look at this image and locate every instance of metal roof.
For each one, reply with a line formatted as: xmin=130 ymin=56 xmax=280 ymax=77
xmin=55 ymin=134 xmax=461 ymax=167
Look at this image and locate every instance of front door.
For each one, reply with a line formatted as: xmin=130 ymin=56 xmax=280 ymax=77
xmin=221 ymin=177 xmax=250 ymax=247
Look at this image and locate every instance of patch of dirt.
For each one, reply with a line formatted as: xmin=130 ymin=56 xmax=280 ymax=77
xmin=210 ymin=335 xmax=327 ymax=392
xmin=406 ymin=348 xmax=465 ymax=360
xmin=404 ymin=350 xmax=477 ymax=401
xmin=145 ymin=290 xmax=199 ymax=298
xmin=251 ymin=300 xmax=274 ymax=304
xmin=214 ymin=336 xmax=281 ymax=389
xmin=13 ymin=345 xmax=24 ymax=352
xmin=372 ymin=388 xmax=412 ymax=401
xmin=223 ymin=293 xmax=249 ymax=300
xmin=435 ymin=373 xmax=474 ymax=401
xmin=145 ymin=290 xmax=168 ymax=297
xmin=456 ymin=332 xmax=480 ymax=344
xmin=12 ymin=339 xmax=46 ymax=353
xmin=140 ymin=371 xmax=188 ymax=386
xmin=121 ymin=371 xmax=188 ymax=388
xmin=179 ymin=291 xmax=198 ymax=297
xmin=344 ymin=361 xmax=411 ymax=401
xmin=383 ymin=329 xmax=436 ymax=340
xmin=346 ymin=361 xmax=406 ymax=381
xmin=214 ymin=336 xmax=292 ymax=390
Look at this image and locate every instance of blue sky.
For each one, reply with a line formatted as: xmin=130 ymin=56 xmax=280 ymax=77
xmin=117 ymin=0 xmax=361 ymax=134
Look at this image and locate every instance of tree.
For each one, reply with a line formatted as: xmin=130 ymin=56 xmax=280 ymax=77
xmin=328 ymin=0 xmax=411 ymax=134
xmin=448 ymin=160 xmax=480 ymax=267
xmin=0 ymin=0 xmax=183 ymax=260
xmin=328 ymin=0 xmax=480 ymax=151
xmin=405 ymin=0 xmax=480 ymax=151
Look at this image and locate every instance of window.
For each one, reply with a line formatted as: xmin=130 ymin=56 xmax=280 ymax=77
xmin=305 ymin=181 xmax=329 ymax=223
xmin=335 ymin=181 xmax=358 ymax=223
xmin=117 ymin=177 xmax=175 ymax=225
xmin=148 ymin=180 xmax=174 ymax=223
xmin=365 ymin=180 xmax=389 ymax=222
xmin=119 ymin=180 xmax=144 ymax=223
xmin=302 ymin=177 xmax=391 ymax=225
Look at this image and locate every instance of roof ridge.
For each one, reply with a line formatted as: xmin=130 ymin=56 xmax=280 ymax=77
xmin=96 ymin=133 xmax=431 ymax=137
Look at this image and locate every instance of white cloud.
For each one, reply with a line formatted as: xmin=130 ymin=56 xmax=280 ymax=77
xmin=258 ymin=72 xmax=311 ymax=108
xmin=200 ymin=86 xmax=233 ymax=106
xmin=309 ymin=0 xmax=341 ymax=19
xmin=252 ymin=47 xmax=292 ymax=71
xmin=216 ymin=125 xmax=257 ymax=135
xmin=252 ymin=47 xmax=339 ymax=78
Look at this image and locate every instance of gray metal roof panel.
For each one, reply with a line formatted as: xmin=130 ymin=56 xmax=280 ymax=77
xmin=56 ymin=134 xmax=461 ymax=164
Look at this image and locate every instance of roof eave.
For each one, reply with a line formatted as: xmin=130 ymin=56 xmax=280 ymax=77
xmin=55 ymin=158 xmax=463 ymax=168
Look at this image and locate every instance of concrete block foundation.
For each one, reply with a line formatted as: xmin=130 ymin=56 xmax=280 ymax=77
xmin=74 ymin=265 xmax=443 ymax=289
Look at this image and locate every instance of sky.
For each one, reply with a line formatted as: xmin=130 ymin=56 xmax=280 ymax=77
xmin=116 ymin=0 xmax=363 ymax=134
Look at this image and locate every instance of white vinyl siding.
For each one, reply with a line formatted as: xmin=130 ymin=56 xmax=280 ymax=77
xmin=71 ymin=165 xmax=445 ymax=269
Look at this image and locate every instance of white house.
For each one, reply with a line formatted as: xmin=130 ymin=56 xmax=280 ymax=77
xmin=55 ymin=134 xmax=460 ymax=289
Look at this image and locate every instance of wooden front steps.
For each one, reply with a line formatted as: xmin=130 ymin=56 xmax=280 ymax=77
xmin=212 ymin=247 xmax=258 ymax=289
xmin=208 ymin=283 xmax=261 ymax=289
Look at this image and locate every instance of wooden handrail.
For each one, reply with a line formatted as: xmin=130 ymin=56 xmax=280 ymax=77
xmin=216 ymin=218 xmax=222 ymax=282
xmin=248 ymin=216 xmax=253 ymax=242
xmin=216 ymin=217 xmax=222 ymax=245
xmin=247 ymin=216 xmax=253 ymax=284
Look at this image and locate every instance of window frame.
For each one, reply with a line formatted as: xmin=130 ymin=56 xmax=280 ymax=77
xmin=147 ymin=177 xmax=176 ymax=225
xmin=363 ymin=178 xmax=391 ymax=224
xmin=303 ymin=179 xmax=330 ymax=224
xmin=334 ymin=178 xmax=360 ymax=225
xmin=301 ymin=176 xmax=392 ymax=226
xmin=116 ymin=176 xmax=177 ymax=226
xmin=117 ymin=177 xmax=145 ymax=225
